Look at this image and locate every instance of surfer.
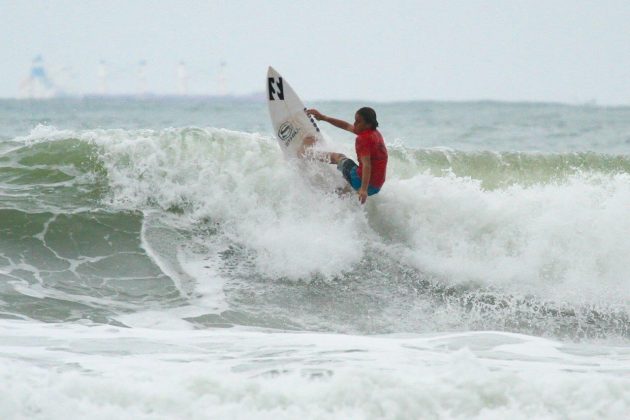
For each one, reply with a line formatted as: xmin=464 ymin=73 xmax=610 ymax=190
xmin=305 ymin=107 xmax=388 ymax=204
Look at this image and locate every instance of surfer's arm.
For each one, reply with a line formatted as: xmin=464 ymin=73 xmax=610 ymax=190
xmin=306 ymin=109 xmax=354 ymax=133
xmin=358 ymin=156 xmax=371 ymax=204
xmin=324 ymin=116 xmax=355 ymax=133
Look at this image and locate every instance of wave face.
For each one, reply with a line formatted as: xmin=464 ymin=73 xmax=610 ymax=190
xmin=1 ymin=125 xmax=628 ymax=341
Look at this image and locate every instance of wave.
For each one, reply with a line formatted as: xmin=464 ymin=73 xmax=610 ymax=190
xmin=390 ymin=147 xmax=630 ymax=189
xmin=6 ymin=125 xmax=630 ymax=186
xmin=1 ymin=126 xmax=629 ymax=340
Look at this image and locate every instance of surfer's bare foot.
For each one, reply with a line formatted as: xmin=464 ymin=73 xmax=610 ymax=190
xmin=297 ymin=136 xmax=317 ymax=158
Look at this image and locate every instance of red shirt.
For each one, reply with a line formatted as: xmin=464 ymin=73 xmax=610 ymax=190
xmin=355 ymin=129 xmax=388 ymax=189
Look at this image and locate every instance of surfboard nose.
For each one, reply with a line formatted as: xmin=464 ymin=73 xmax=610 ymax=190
xmin=267 ymin=66 xmax=277 ymax=77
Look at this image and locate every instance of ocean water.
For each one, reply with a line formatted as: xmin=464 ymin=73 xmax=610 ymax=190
xmin=0 ymin=97 xmax=629 ymax=419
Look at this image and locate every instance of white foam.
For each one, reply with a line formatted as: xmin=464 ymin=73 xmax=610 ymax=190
xmin=13 ymin=124 xmax=76 ymax=145
xmin=0 ymin=320 xmax=628 ymax=420
xmin=177 ymin=236 xmax=229 ymax=313
xmin=83 ymin=127 xmax=368 ymax=280
xmin=373 ymin=171 xmax=630 ymax=305
xmin=114 ymin=310 xmax=195 ymax=330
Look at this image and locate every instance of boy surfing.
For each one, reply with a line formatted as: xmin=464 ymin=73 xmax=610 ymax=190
xmin=304 ymin=107 xmax=388 ymax=204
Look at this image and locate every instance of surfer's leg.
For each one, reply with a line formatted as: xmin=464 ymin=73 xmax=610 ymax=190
xmin=336 ymin=158 xmax=364 ymax=193
xmin=298 ymin=136 xmax=346 ymax=165
xmin=328 ymin=152 xmax=346 ymax=165
xmin=312 ymin=151 xmax=345 ymax=164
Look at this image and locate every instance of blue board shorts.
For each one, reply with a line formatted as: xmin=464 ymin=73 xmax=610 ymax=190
xmin=337 ymin=158 xmax=381 ymax=196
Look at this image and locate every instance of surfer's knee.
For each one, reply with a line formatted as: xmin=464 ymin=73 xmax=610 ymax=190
xmin=297 ymin=136 xmax=317 ymax=158
xmin=303 ymin=136 xmax=316 ymax=147
xmin=329 ymin=153 xmax=346 ymax=164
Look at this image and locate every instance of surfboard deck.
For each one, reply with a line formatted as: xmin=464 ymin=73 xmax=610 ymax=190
xmin=267 ymin=66 xmax=324 ymax=157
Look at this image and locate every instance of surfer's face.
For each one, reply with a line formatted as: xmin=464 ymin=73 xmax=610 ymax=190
xmin=354 ymin=113 xmax=369 ymax=132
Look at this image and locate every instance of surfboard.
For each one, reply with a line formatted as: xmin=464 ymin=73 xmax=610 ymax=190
xmin=267 ymin=66 xmax=324 ymax=157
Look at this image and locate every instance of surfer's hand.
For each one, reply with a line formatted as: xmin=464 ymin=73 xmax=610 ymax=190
xmin=358 ymin=188 xmax=368 ymax=204
xmin=306 ymin=109 xmax=325 ymax=121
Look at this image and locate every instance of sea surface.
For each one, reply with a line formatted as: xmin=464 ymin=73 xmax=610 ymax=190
xmin=0 ymin=97 xmax=629 ymax=419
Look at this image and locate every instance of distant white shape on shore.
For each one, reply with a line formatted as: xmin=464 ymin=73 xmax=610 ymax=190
xmin=15 ymin=56 xmax=264 ymax=99
xmin=19 ymin=55 xmax=56 ymax=99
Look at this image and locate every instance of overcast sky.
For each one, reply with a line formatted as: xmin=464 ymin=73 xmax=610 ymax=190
xmin=2 ymin=0 xmax=630 ymax=103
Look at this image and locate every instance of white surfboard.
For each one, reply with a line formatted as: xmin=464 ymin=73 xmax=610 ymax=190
xmin=267 ymin=66 xmax=324 ymax=157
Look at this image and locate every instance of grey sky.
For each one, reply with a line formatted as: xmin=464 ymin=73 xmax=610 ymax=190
xmin=2 ymin=0 xmax=630 ymax=103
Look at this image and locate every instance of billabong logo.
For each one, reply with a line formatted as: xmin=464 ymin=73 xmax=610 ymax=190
xmin=277 ymin=121 xmax=299 ymax=146
xmin=268 ymin=77 xmax=284 ymax=100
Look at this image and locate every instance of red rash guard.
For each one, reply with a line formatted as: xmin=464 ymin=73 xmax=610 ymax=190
xmin=355 ymin=129 xmax=388 ymax=189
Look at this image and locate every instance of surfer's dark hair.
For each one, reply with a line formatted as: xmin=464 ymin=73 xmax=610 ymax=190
xmin=357 ymin=107 xmax=378 ymax=129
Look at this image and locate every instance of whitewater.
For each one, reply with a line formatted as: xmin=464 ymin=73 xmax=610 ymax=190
xmin=0 ymin=98 xmax=628 ymax=419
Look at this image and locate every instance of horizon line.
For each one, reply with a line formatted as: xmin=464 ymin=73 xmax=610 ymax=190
xmin=0 ymin=94 xmax=627 ymax=108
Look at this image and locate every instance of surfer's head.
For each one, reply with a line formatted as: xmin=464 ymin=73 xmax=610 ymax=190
xmin=355 ymin=107 xmax=379 ymax=131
